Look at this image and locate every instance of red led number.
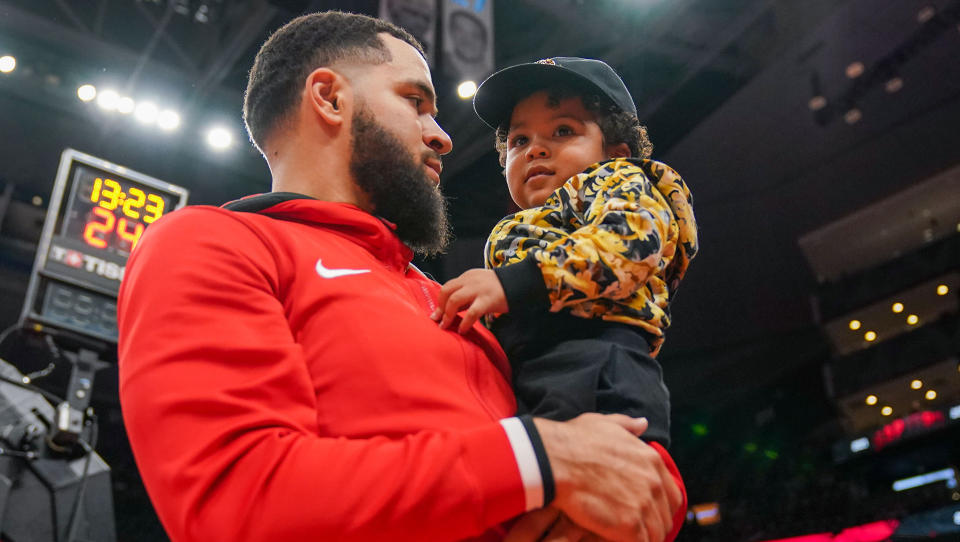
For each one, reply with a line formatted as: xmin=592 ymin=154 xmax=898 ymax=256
xmin=85 ymin=177 xmax=166 ymax=250
xmin=83 ymin=207 xmax=115 ymax=249
xmin=117 ymin=218 xmax=145 ymax=250
xmin=82 ymin=207 xmax=146 ymax=251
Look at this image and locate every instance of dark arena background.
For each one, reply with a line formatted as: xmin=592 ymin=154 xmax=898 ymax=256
xmin=1 ymin=0 xmax=959 ymax=540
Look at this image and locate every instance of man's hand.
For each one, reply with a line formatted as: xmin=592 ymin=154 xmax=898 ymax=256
xmin=430 ymin=268 xmax=508 ymax=333
xmin=506 ymin=507 xmax=606 ymax=542
xmin=534 ymin=414 xmax=683 ymax=542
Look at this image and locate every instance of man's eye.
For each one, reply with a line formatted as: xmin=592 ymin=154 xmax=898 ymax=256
xmin=555 ymin=125 xmax=574 ymax=136
xmin=407 ymin=96 xmax=423 ymax=107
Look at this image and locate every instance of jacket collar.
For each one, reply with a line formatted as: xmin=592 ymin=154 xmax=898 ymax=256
xmin=223 ymin=192 xmax=413 ymax=271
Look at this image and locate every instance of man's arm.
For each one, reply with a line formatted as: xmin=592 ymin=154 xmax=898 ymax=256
xmin=118 ymin=209 xmax=528 ymax=542
xmin=120 ymin=207 xmax=683 ymax=542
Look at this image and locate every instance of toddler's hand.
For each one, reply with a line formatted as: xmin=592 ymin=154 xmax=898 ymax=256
xmin=430 ymin=268 xmax=508 ymax=334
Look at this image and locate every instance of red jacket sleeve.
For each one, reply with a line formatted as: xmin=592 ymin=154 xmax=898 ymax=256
xmin=117 ymin=209 xmax=525 ymax=542
xmin=649 ymin=442 xmax=688 ymax=541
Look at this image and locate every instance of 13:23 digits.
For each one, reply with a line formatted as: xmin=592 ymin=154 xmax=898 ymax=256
xmin=82 ymin=177 xmax=166 ymax=251
xmin=90 ymin=177 xmax=165 ymax=223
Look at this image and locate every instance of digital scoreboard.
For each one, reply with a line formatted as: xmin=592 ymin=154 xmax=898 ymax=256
xmin=20 ymin=149 xmax=189 ymax=344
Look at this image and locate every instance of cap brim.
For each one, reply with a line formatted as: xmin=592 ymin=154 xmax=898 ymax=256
xmin=472 ymin=63 xmax=610 ymax=130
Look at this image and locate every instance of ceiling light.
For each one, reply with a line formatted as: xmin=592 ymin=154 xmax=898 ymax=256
xmin=926 ymin=390 xmax=937 ymax=400
xmin=808 ymin=95 xmax=827 ymax=111
xmin=849 ymin=319 xmax=861 ymax=330
xmin=864 ymin=330 xmax=877 ymax=342
xmin=77 ymin=84 xmax=97 ymax=102
xmin=866 ymin=395 xmax=878 ymax=405
xmin=457 ymin=80 xmax=478 ymax=99
xmin=937 ymin=284 xmax=949 ymax=296
xmin=206 ymin=127 xmax=232 ymax=149
xmin=844 ymin=108 xmax=862 ymax=124
xmin=31 ymin=196 xmax=42 ymax=206
xmin=911 ymin=379 xmax=923 ymax=390
xmin=0 ymin=55 xmax=15 ymax=73
xmin=884 ymin=77 xmax=904 ymax=93
xmin=134 ymin=101 xmax=159 ymax=124
xmin=892 ymin=302 xmax=904 ymax=313
xmin=881 ymin=406 xmax=893 ymax=416
xmin=117 ymin=96 xmax=135 ymax=114
xmin=918 ymin=5 xmax=936 ymax=23
xmin=907 ymin=314 xmax=919 ymax=325
xmin=157 ymin=110 xmax=181 ymax=131
xmin=845 ymin=61 xmax=865 ymax=79
xmin=97 ymin=89 xmax=120 ymax=111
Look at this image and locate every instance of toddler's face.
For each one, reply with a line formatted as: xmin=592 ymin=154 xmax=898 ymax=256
xmin=503 ymin=91 xmax=614 ymax=208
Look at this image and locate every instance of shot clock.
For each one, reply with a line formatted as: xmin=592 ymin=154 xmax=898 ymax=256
xmin=20 ymin=149 xmax=188 ymax=344
xmin=64 ymin=166 xmax=173 ymax=253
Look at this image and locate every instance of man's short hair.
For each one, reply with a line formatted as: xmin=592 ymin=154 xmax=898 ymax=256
xmin=494 ymin=85 xmax=653 ymax=168
xmin=243 ymin=11 xmax=424 ymax=153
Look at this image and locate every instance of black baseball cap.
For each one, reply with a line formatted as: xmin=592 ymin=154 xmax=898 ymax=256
xmin=473 ymin=57 xmax=637 ymax=130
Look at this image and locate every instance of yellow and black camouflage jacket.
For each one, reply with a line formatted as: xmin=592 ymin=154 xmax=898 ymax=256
xmin=484 ymin=158 xmax=698 ymax=357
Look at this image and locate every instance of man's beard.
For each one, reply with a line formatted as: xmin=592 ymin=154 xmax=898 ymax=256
xmin=349 ymin=105 xmax=451 ymax=257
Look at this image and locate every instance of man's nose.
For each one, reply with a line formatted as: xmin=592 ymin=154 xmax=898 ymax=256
xmin=424 ymin=116 xmax=453 ymax=155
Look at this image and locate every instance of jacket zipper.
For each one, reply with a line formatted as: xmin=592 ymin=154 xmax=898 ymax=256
xmin=416 ymin=282 xmax=437 ymax=314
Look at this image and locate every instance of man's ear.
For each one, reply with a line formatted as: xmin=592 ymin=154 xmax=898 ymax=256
xmin=305 ymin=68 xmax=347 ymax=127
xmin=606 ymin=142 xmax=632 ymax=159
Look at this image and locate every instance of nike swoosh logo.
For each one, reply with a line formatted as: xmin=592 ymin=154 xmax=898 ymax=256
xmin=315 ymin=258 xmax=371 ymax=279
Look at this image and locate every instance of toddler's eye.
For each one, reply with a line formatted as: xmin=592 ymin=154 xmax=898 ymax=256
xmin=509 ymin=135 xmax=528 ymax=148
xmin=555 ymin=125 xmax=574 ymax=136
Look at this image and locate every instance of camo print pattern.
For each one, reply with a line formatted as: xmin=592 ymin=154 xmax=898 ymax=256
xmin=485 ymin=158 xmax=698 ymax=357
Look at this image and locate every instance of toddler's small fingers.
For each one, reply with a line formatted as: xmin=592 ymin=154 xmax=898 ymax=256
xmin=439 ymin=310 xmax=456 ymax=329
xmin=458 ymin=311 xmax=479 ymax=334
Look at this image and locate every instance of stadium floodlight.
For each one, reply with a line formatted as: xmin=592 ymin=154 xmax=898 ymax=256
xmin=0 ymin=55 xmax=15 ymax=73
xmin=206 ymin=127 xmax=232 ymax=150
xmin=97 ymin=89 xmax=120 ymax=111
xmin=134 ymin=101 xmax=159 ymax=124
xmin=117 ymin=96 xmax=135 ymax=115
xmin=457 ymin=80 xmax=478 ymax=99
xmin=77 ymin=84 xmax=97 ymax=102
xmin=157 ymin=110 xmax=181 ymax=131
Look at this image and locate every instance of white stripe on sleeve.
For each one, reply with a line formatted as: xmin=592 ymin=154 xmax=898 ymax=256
xmin=499 ymin=416 xmax=544 ymax=511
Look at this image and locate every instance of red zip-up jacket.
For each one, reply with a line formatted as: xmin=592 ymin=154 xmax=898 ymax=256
xmin=117 ymin=194 xmax=686 ymax=541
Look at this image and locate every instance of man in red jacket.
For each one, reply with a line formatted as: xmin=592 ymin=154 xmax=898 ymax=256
xmin=118 ymin=10 xmax=686 ymax=542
